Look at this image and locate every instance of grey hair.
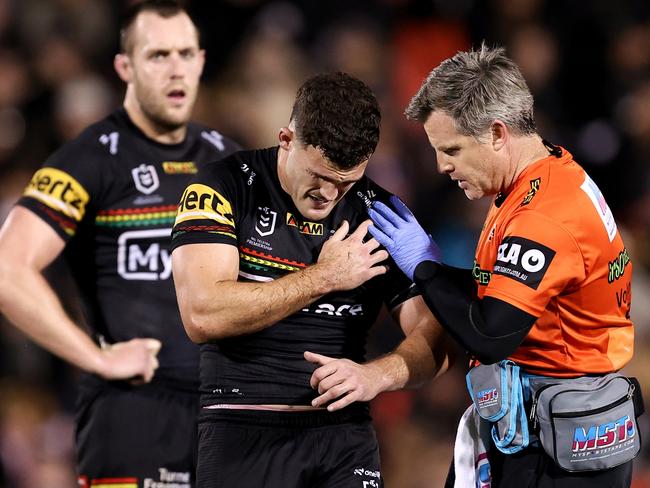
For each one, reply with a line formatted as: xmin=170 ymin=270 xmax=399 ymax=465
xmin=405 ymin=43 xmax=536 ymax=138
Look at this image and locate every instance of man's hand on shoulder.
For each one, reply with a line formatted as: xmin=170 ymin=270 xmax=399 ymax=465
xmin=315 ymin=220 xmax=388 ymax=292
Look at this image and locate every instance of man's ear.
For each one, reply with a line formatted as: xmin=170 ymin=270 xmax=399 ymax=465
xmin=278 ymin=126 xmax=294 ymax=150
xmin=490 ymin=119 xmax=510 ymax=151
xmin=491 ymin=120 xmax=508 ymax=151
xmin=114 ymin=53 xmax=132 ymax=83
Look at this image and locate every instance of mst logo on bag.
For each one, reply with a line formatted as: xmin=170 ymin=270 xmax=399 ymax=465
xmin=572 ymin=415 xmax=636 ymax=454
xmin=477 ymin=388 xmax=499 ymax=409
xmin=494 ymin=236 xmax=556 ymax=289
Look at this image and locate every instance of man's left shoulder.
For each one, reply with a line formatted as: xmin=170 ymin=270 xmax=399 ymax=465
xmin=346 ymin=176 xmax=393 ymax=212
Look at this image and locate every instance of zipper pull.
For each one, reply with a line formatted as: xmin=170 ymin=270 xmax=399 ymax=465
xmin=529 ymin=399 xmax=538 ymax=429
xmin=628 ymin=382 xmax=636 ymax=400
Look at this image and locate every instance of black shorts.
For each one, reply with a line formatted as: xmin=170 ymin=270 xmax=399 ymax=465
xmin=445 ymin=443 xmax=633 ymax=488
xmin=75 ymin=379 xmax=200 ymax=488
xmin=197 ymin=407 xmax=382 ymax=488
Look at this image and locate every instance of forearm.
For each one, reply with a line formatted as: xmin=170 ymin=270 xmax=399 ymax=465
xmin=414 ymin=261 xmax=536 ymax=363
xmin=0 ymin=264 xmax=104 ymax=374
xmin=176 ymin=221 xmax=389 ymax=342
xmin=367 ymin=326 xmax=449 ymax=393
xmin=181 ymin=263 xmax=335 ymax=342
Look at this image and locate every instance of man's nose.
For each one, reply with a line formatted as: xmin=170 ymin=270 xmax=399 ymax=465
xmin=320 ymin=181 xmax=338 ymax=201
xmin=169 ymin=52 xmax=185 ymax=78
xmin=436 ymin=155 xmax=453 ymax=175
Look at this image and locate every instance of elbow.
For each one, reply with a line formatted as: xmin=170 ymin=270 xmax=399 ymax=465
xmin=182 ymin=312 xmax=212 ymax=344
xmin=183 ymin=319 xmax=208 ymax=344
xmin=180 ymin=306 xmax=231 ymax=343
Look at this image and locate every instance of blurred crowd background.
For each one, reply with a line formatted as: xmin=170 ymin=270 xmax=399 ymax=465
xmin=0 ymin=0 xmax=649 ymax=486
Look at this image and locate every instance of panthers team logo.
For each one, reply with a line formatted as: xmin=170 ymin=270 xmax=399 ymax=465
xmin=132 ymin=163 xmax=160 ymax=195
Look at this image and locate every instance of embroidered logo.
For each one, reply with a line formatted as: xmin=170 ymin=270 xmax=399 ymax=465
xmin=520 ymin=178 xmax=541 ymax=206
xmin=255 ymin=207 xmax=277 ymax=237
xmin=132 ymin=164 xmax=160 ymax=195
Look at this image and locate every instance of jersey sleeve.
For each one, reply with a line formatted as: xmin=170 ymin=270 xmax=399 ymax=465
xmin=16 ymin=129 xmax=108 ymax=241
xmin=483 ymin=210 xmax=586 ymax=317
xmin=170 ymin=157 xmax=243 ymax=251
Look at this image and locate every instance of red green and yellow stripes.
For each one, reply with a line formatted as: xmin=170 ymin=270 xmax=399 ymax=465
xmin=42 ymin=205 xmax=77 ymax=236
xmin=239 ymin=246 xmax=306 ymax=272
xmin=96 ymin=205 xmax=177 ymax=228
xmin=90 ymin=477 xmax=138 ymax=488
xmin=173 ymin=224 xmax=236 ymax=240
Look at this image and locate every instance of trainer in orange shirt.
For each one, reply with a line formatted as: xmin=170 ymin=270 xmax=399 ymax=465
xmin=368 ymin=44 xmax=635 ymax=488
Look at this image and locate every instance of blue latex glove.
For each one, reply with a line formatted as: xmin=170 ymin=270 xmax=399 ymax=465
xmin=368 ymin=195 xmax=441 ymax=280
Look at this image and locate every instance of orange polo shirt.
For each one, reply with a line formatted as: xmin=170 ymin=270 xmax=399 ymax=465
xmin=474 ymin=148 xmax=634 ymax=377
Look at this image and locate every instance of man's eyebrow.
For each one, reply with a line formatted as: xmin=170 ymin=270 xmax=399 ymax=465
xmin=437 ymin=143 xmax=461 ymax=152
xmin=307 ymin=169 xmax=362 ymax=184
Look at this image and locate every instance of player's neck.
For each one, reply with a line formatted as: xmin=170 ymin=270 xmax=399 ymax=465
xmin=123 ymin=101 xmax=187 ymax=145
xmin=276 ymin=146 xmax=290 ymax=194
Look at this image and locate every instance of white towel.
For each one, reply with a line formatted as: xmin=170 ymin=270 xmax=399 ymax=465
xmin=453 ymin=404 xmax=492 ymax=488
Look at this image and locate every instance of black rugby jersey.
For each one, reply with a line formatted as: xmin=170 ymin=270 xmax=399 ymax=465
xmin=17 ymin=108 xmax=239 ymax=388
xmin=170 ymin=147 xmax=417 ymax=405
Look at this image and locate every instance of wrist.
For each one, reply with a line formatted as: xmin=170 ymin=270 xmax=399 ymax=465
xmin=367 ymin=355 xmax=404 ymax=393
xmin=88 ymin=346 xmax=109 ymax=378
xmin=304 ymin=262 xmax=339 ymax=295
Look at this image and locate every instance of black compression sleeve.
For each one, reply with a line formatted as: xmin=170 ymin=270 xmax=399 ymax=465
xmin=413 ymin=261 xmax=537 ymax=364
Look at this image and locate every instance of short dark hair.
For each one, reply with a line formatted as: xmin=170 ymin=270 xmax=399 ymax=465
xmin=290 ymin=72 xmax=381 ymax=170
xmin=119 ymin=0 xmax=198 ymax=54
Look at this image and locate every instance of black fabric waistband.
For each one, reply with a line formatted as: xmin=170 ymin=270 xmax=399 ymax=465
xmin=199 ymin=404 xmax=371 ymax=428
xmin=78 ymin=372 xmax=200 ymax=396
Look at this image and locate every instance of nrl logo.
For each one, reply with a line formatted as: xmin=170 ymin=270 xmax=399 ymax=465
xmin=256 ymin=207 xmax=277 ymax=237
xmin=132 ymin=164 xmax=160 ymax=195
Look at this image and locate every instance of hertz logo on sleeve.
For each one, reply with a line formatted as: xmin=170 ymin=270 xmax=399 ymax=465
xmin=286 ymin=213 xmax=323 ymax=236
xmin=23 ymin=167 xmax=90 ymax=221
xmin=176 ymin=183 xmax=235 ymax=227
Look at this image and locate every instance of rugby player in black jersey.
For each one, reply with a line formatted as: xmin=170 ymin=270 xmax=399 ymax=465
xmin=171 ymin=72 xmax=452 ymax=488
xmin=0 ymin=1 xmax=238 ymax=487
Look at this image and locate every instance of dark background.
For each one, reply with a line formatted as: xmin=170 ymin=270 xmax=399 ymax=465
xmin=0 ymin=0 xmax=649 ymax=486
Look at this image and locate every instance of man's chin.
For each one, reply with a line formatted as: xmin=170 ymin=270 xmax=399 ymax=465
xmin=150 ymin=107 xmax=192 ymax=131
xmin=464 ymin=190 xmax=484 ymax=201
xmin=297 ymin=203 xmax=334 ymax=221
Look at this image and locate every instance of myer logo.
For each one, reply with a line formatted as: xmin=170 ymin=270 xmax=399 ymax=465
xmin=493 ymin=236 xmax=555 ymax=289
xmin=117 ymin=229 xmax=172 ymax=281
